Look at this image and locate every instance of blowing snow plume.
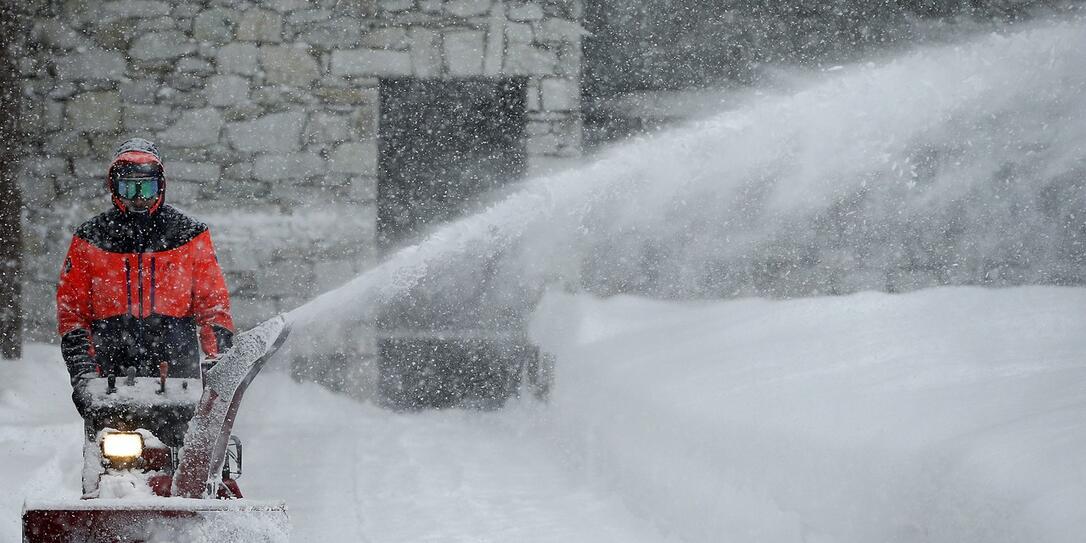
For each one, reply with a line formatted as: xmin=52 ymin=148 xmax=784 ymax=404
xmin=288 ymin=20 xmax=1086 ymax=338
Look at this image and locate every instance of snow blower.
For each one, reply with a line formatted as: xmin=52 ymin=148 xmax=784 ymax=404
xmin=22 ymin=316 xmax=291 ymax=543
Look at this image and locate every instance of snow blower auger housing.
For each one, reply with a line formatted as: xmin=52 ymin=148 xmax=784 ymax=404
xmin=22 ymin=316 xmax=291 ymax=543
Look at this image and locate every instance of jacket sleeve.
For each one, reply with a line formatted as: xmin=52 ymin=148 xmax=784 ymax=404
xmin=191 ymin=230 xmax=235 ymax=356
xmin=57 ymin=237 xmax=97 ymax=381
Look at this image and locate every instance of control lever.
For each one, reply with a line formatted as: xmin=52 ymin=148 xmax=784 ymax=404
xmin=157 ymin=361 xmax=169 ymax=394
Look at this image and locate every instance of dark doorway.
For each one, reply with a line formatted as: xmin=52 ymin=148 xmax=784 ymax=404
xmin=378 ymin=78 xmax=528 ymax=249
xmin=376 ymin=78 xmax=536 ymax=409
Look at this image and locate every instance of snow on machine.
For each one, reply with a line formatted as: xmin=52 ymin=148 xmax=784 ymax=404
xmin=22 ymin=317 xmax=291 ymax=543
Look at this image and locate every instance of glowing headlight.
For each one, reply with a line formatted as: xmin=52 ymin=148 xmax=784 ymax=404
xmin=101 ymin=432 xmax=143 ymax=460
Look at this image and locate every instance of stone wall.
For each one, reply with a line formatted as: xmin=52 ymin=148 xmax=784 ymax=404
xmin=15 ymin=0 xmax=584 ymax=342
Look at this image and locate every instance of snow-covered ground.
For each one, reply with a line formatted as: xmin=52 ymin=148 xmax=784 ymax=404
xmin=3 ymin=286 xmax=1084 ymax=542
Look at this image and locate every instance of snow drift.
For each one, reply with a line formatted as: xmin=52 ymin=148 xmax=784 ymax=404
xmin=531 ymin=286 xmax=1086 ymax=543
xmin=4 ymin=287 xmax=1085 ymax=542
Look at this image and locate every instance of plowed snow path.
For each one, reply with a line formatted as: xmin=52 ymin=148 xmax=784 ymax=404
xmin=4 ymin=287 xmax=1085 ymax=543
xmin=237 ymin=378 xmax=665 ymax=543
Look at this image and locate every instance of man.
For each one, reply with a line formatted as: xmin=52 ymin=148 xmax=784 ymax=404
xmin=57 ymin=138 xmax=235 ymax=412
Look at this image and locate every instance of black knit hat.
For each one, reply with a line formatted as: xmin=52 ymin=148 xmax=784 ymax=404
xmin=113 ymin=138 xmax=160 ymax=162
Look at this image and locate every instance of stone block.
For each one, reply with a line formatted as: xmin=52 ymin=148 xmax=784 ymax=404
xmin=34 ymin=21 xmax=93 ymax=50
xmin=159 ymin=89 xmax=208 ymax=109
xmin=198 ymin=43 xmax=219 ymax=59
xmin=507 ymin=2 xmax=543 ymax=21
xmin=556 ymin=41 xmax=581 ymax=77
xmin=525 ymin=132 xmax=560 ymax=154
xmin=525 ymin=120 xmax=551 ymax=136
xmin=379 ymin=0 xmax=414 ymax=12
xmin=541 ymin=77 xmax=578 ymax=111
xmin=353 ymin=103 xmax=378 ymax=139
xmin=19 ymin=101 xmax=45 ymax=134
xmin=170 ymin=161 xmax=222 ymax=183
xmin=217 ymin=179 xmax=271 ymax=200
xmin=55 ymin=50 xmax=127 ymax=81
xmin=525 ymin=110 xmax=569 ymax=121
xmin=167 ymin=179 xmax=202 ymax=204
xmin=484 ymin=10 xmax=504 ymax=75
xmin=253 ymin=152 xmax=326 ymax=181
xmin=331 ymin=49 xmax=411 ymax=76
xmin=288 ymin=9 xmax=334 ymax=24
xmin=361 ymin=27 xmax=409 ymax=50
xmin=145 ymin=16 xmax=178 ymax=31
xmin=46 ymin=102 xmax=66 ymax=132
xmin=542 ymin=0 xmax=581 ymax=19
xmin=123 ymin=104 xmax=173 ymax=132
xmin=224 ymin=162 xmax=253 ymax=180
xmin=333 ymin=0 xmax=378 ymax=17
xmin=102 ymin=0 xmax=171 ymax=18
xmin=409 ymin=28 xmax=441 ymax=78
xmin=22 ymin=157 xmax=72 ymax=180
xmin=260 ymin=46 xmax=321 ymax=86
xmin=226 ymin=111 xmax=307 ymax=153
xmin=66 ymin=91 xmax=122 ymax=133
xmin=342 ymin=175 xmax=377 ymax=203
xmin=225 ymin=270 xmax=258 ymax=297
xmin=445 ymin=0 xmax=491 ymax=17
xmin=504 ymin=43 xmax=557 ymax=75
xmin=176 ymin=57 xmax=216 ymax=76
xmin=216 ymin=43 xmax=260 ymax=75
xmin=315 ymin=86 xmax=379 ymax=105
xmin=505 ymin=22 xmax=532 ymax=43
xmin=419 ymin=0 xmax=443 ymax=12
xmin=193 ymin=8 xmax=240 ymax=44
xmin=297 ymin=18 xmax=362 ymax=49
xmin=536 ymin=18 xmax=588 ymax=43
xmin=205 ymin=75 xmax=249 ymax=107
xmin=303 ymin=113 xmax=351 ymax=144
xmin=18 ymin=57 xmax=37 ymax=78
xmin=157 ymin=108 xmax=224 ymax=147
xmin=254 ymin=264 xmax=315 ymax=298
xmin=444 ymin=30 xmax=485 ymax=77
xmin=130 ymin=31 xmax=197 ymax=61
xmin=19 ymin=164 xmax=60 ymax=205
xmin=266 ymin=0 xmax=312 ymax=12
xmin=172 ymin=3 xmax=202 ymax=18
xmin=91 ymin=19 xmax=138 ymax=51
xmin=48 ymin=82 xmax=78 ymax=101
xmin=232 ymin=298 xmax=280 ymax=330
xmin=312 ymin=260 xmax=358 ymax=292
xmin=46 ymin=131 xmax=91 ymax=156
xmin=330 ymin=142 xmax=377 ymax=174
xmin=115 ymin=75 xmax=162 ymax=105
xmin=236 ymin=9 xmax=283 ymax=42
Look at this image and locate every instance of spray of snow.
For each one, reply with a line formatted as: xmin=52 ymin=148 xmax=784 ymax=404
xmin=287 ymin=20 xmax=1086 ymax=341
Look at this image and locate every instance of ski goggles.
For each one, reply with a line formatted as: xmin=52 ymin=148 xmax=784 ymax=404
xmin=115 ymin=176 xmax=161 ymax=200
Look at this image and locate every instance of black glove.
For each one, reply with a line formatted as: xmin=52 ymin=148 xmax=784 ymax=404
xmin=70 ymin=369 xmax=96 ymax=418
xmin=61 ymin=329 xmax=97 ymax=387
xmin=212 ymin=325 xmax=234 ymax=352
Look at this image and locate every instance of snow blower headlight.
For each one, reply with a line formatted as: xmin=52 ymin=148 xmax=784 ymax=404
xmin=101 ymin=432 xmax=144 ymax=461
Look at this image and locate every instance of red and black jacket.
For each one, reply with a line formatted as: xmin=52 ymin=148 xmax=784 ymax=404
xmin=57 ymin=205 xmax=235 ymax=380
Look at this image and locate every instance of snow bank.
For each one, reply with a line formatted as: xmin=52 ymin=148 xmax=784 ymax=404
xmin=530 ymin=286 xmax=1086 ymax=543
xmin=5 ymin=288 xmax=1084 ymax=542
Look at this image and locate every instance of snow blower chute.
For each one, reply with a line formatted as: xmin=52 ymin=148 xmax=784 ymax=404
xmin=22 ymin=316 xmax=291 ymax=543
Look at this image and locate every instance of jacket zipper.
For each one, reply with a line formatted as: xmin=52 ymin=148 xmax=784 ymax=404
xmin=124 ymin=259 xmax=133 ymax=316
xmin=137 ymin=253 xmax=144 ymax=317
xmin=150 ymin=256 xmax=156 ymax=315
